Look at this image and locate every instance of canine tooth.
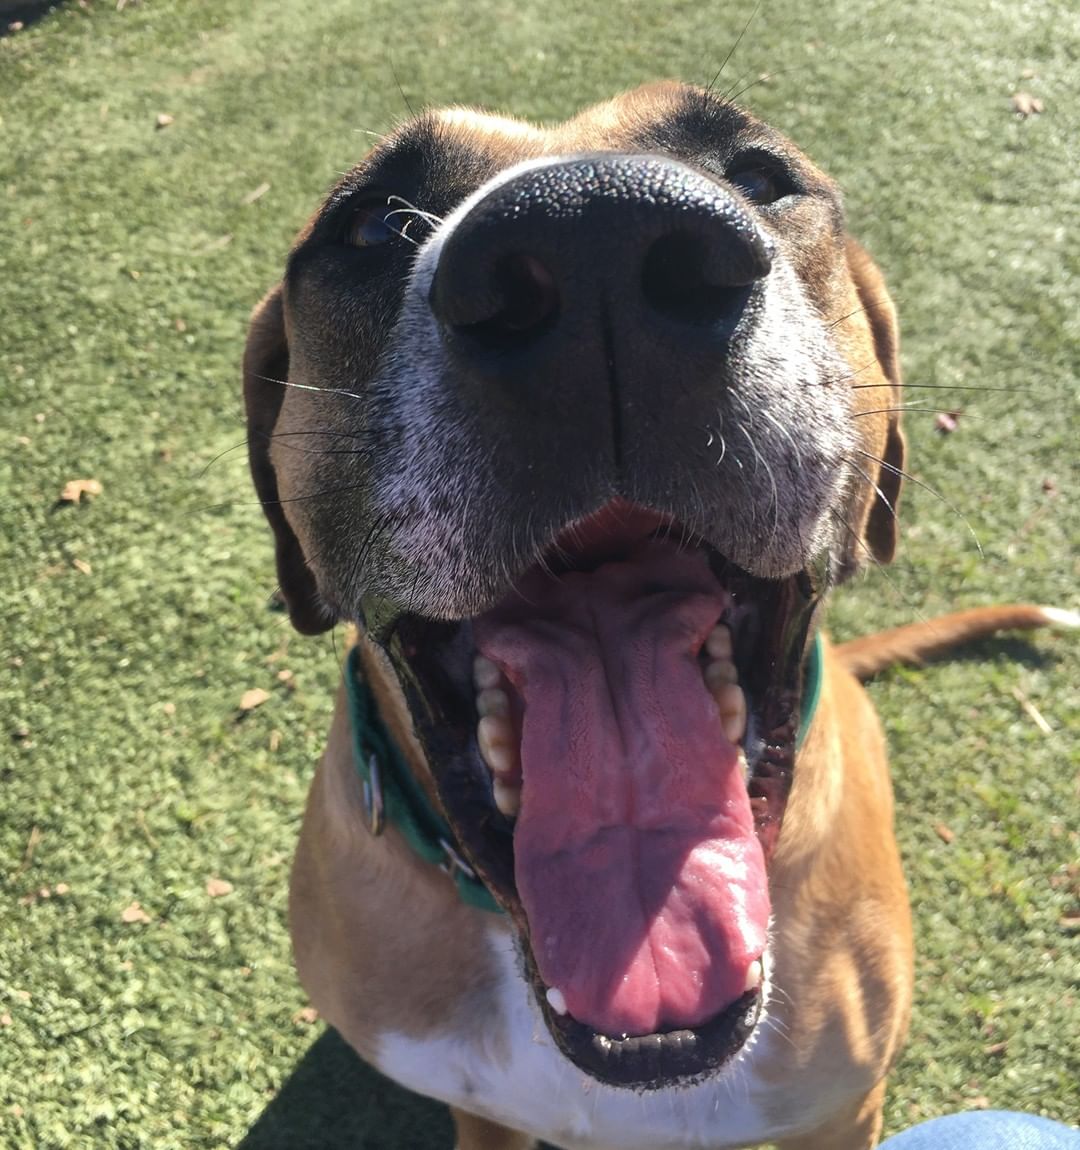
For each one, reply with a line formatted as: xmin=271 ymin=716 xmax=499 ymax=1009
xmin=712 ymin=681 xmax=747 ymax=744
xmin=477 ymin=715 xmax=518 ymax=775
xmin=472 ymin=655 xmax=502 ymax=690
xmin=704 ymin=659 xmax=738 ymax=688
xmin=545 ymin=986 xmax=568 ymax=1016
xmin=744 ymin=960 xmax=763 ymax=993
xmin=476 ymin=687 xmax=510 ymax=718
xmin=705 ymin=624 xmax=733 ymax=660
xmin=492 ymin=778 xmax=521 ymax=818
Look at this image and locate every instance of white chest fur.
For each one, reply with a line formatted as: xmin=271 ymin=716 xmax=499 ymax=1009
xmin=374 ymin=927 xmax=803 ymax=1150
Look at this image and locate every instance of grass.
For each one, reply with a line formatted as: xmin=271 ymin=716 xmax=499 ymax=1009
xmin=0 ymin=1 xmax=1076 ymax=1146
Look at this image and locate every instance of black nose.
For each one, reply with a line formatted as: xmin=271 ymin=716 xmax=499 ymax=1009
xmin=429 ymin=153 xmax=773 ymax=347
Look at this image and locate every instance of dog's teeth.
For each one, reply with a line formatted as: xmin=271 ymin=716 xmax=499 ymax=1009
xmin=476 ymin=687 xmax=511 ymax=718
xmin=704 ymin=659 xmax=738 ymax=688
xmin=477 ymin=714 xmax=518 ymax=776
xmin=744 ymin=960 xmax=763 ymax=993
xmin=545 ymin=986 xmax=568 ymax=1016
xmin=492 ymin=778 xmax=521 ymax=818
xmin=473 ymin=655 xmax=503 ymax=690
xmin=712 ymin=681 xmax=747 ymax=744
xmin=705 ymin=624 xmax=733 ymax=660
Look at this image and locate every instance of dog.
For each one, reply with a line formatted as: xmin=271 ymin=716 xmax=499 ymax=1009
xmin=241 ymin=82 xmax=1074 ymax=1149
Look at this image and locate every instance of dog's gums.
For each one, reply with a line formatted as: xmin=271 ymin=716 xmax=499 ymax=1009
xmin=369 ymin=500 xmax=819 ymax=1087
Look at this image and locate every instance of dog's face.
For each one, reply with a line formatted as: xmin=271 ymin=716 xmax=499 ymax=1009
xmin=245 ymin=82 xmax=904 ymax=1089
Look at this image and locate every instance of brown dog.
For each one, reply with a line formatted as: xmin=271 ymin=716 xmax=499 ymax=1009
xmin=242 ymin=83 xmax=1074 ymax=1149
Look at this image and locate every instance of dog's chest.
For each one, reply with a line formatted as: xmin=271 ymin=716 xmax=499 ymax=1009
xmin=374 ymin=928 xmax=794 ymax=1150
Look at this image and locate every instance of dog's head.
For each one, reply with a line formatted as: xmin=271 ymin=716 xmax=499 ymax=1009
xmin=244 ymin=82 xmax=904 ymax=1088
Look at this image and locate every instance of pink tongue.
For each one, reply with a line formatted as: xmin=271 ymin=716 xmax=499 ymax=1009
xmin=474 ymin=544 xmax=769 ymax=1038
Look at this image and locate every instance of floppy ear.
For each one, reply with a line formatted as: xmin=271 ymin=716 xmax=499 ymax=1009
xmin=845 ymin=237 xmax=906 ymax=566
xmin=243 ymin=286 xmax=334 ymax=634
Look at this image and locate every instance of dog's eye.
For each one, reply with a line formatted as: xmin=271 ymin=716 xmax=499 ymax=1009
xmin=349 ymin=199 xmax=407 ymax=247
xmin=727 ymin=164 xmax=787 ymax=206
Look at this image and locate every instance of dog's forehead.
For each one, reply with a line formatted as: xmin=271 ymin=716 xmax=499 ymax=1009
xmin=333 ymin=83 xmax=830 ymax=209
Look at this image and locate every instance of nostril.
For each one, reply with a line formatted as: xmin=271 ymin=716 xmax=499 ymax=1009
xmin=452 ymin=252 xmax=560 ymax=350
xmin=642 ymin=232 xmax=764 ymax=326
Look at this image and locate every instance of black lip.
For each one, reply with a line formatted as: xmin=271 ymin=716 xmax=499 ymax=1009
xmin=363 ymin=543 xmax=822 ymax=1086
xmin=543 ymin=988 xmax=763 ymax=1089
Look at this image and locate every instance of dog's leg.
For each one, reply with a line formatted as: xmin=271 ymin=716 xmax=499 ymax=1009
xmin=773 ymin=1079 xmax=886 ymax=1150
xmin=450 ymin=1107 xmax=537 ymax=1150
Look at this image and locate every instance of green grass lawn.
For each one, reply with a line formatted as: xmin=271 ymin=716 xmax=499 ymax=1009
xmin=1 ymin=1 xmax=1077 ymax=1147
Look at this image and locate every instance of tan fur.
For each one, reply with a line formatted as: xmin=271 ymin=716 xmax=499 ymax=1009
xmin=835 ymin=604 xmax=1070 ymax=680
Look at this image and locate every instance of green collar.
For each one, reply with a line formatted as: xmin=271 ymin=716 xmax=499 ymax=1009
xmin=347 ymin=631 xmax=824 ymax=915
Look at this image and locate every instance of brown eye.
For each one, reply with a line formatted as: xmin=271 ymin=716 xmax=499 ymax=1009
xmin=349 ymin=199 xmax=403 ymax=247
xmin=726 ymin=157 xmax=798 ymax=207
xmin=728 ymin=166 xmax=781 ymax=205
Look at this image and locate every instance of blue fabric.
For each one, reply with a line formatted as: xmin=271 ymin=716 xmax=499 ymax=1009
xmin=882 ymin=1111 xmax=1080 ymax=1149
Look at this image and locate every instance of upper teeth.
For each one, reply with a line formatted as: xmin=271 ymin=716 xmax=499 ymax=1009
xmin=474 ymin=623 xmax=748 ymax=820
xmin=703 ymin=624 xmax=747 ymax=744
xmin=474 ymin=657 xmax=522 ymax=819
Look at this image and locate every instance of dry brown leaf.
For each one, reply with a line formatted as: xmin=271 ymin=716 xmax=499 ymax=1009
xmin=206 ymin=877 xmax=234 ymax=898
xmin=268 ymin=729 xmax=282 ymax=752
xmin=54 ymin=883 xmax=70 ymax=895
xmin=59 ymin=478 xmax=102 ymax=504
xmin=983 ymin=1040 xmax=1008 ymax=1057
xmin=0 ymin=1014 xmax=12 ymax=1027
xmin=293 ymin=1006 xmax=319 ymax=1025
xmin=1011 ymin=92 xmax=1044 ymax=117
xmin=155 ymin=112 xmax=174 ymax=129
xmin=239 ymin=687 xmax=270 ymax=712
xmin=72 ymin=558 xmax=93 ymax=576
xmin=121 ymin=901 xmax=151 ymax=924
xmin=1060 ymin=914 xmax=1080 ymax=932
xmin=933 ymin=822 xmax=955 ymax=844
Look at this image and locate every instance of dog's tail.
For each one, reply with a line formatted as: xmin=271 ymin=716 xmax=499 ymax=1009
xmin=834 ymin=605 xmax=1079 ymax=681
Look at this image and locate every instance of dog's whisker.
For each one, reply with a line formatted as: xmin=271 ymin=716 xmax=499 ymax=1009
xmin=853 ymin=448 xmax=984 ymax=558
xmin=760 ymin=407 xmax=806 ymax=472
xmin=828 ymin=508 xmax=933 ymax=626
xmin=385 ymin=195 xmax=445 ymax=224
xmin=201 ymin=483 xmax=369 ymax=515
xmin=849 ymin=460 xmax=898 ymax=529
xmin=255 ymin=371 xmax=366 ymax=402
xmin=826 ymin=297 xmax=899 ymax=331
xmin=704 ymin=0 xmax=762 ymax=97
xmin=850 ymin=381 xmax=1031 ymax=393
xmin=853 ymin=405 xmax=976 ymax=418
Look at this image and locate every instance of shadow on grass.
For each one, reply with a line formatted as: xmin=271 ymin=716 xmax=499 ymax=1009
xmin=0 ymin=0 xmax=65 ymax=35
xmin=939 ymin=635 xmax=1062 ymax=671
xmin=238 ymin=1029 xmax=453 ymax=1150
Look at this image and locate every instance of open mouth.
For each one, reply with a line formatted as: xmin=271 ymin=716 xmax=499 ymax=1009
xmin=368 ymin=501 xmax=821 ymax=1089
